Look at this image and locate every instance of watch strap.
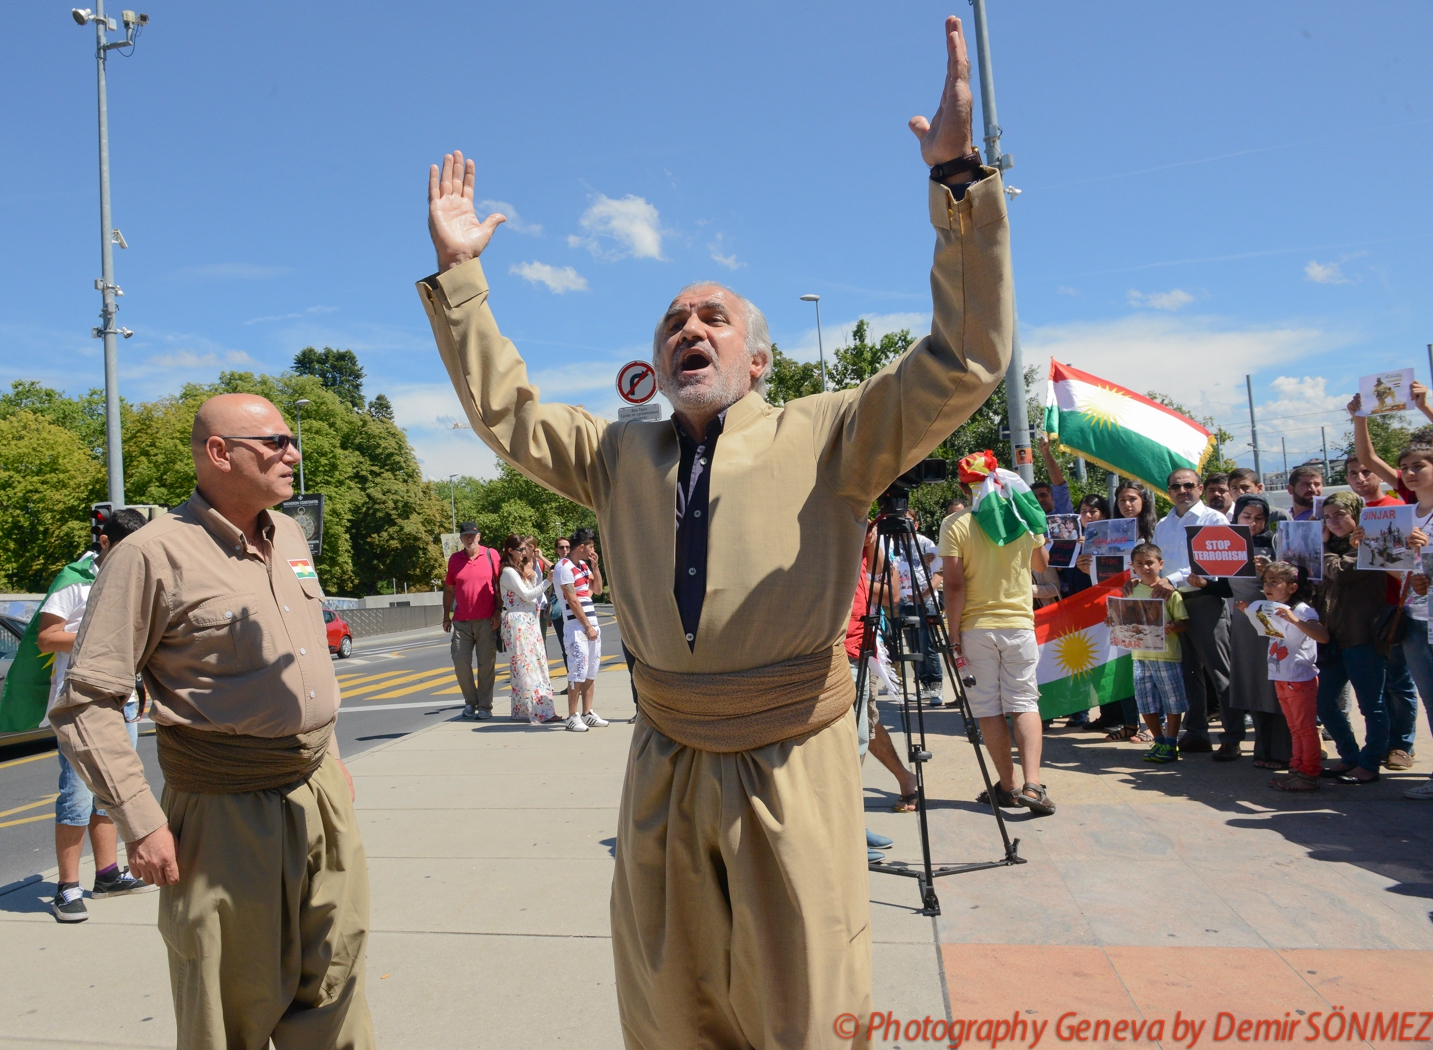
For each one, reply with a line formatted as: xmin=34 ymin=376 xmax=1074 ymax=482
xmin=929 ymin=151 xmax=984 ymax=182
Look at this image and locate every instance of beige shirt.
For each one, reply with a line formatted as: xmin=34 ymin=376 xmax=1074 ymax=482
xmin=50 ymin=490 xmax=341 ymax=841
xmin=417 ymin=175 xmax=1013 ymax=678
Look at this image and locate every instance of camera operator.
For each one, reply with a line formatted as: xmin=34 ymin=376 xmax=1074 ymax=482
xmin=418 ymin=17 xmax=1012 ymax=1042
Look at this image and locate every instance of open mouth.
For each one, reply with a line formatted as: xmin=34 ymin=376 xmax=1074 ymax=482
xmin=678 ymin=347 xmax=713 ymax=373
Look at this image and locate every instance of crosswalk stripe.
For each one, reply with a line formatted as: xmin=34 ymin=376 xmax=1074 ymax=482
xmin=334 ymin=669 xmax=413 ymax=689
xmin=341 ymin=667 xmax=453 ymax=699
xmin=0 ymin=793 xmax=59 ymax=820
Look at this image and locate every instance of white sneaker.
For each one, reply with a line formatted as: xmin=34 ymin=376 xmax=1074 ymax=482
xmin=565 ymin=715 xmax=589 ymax=733
xmin=1404 ymin=777 xmax=1433 ymax=800
xmin=582 ymin=711 xmax=609 ymax=728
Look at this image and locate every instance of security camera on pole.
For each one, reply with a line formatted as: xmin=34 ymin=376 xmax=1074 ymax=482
xmin=72 ymin=3 xmax=150 ymax=507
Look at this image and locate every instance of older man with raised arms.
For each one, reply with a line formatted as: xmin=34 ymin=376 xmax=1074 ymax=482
xmin=418 ymin=17 xmax=1010 ymax=1047
xmin=50 ymin=393 xmax=373 ymax=1050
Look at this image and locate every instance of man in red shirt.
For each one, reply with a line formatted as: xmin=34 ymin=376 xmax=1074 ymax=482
xmin=443 ymin=523 xmax=501 ymax=719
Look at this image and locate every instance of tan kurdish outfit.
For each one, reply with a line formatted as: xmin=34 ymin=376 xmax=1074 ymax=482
xmin=50 ymin=492 xmax=374 ymax=1050
xmin=417 ymin=174 xmax=1012 ymax=1048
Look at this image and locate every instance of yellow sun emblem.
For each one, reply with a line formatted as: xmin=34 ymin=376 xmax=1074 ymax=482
xmin=1052 ymin=629 xmax=1098 ymax=678
xmin=1076 ymin=383 xmax=1130 ymax=430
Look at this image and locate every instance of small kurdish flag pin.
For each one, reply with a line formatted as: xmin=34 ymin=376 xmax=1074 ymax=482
xmin=288 ymin=558 xmax=318 ymax=580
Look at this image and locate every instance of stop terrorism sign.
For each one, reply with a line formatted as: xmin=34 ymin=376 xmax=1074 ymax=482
xmin=1184 ymin=523 xmax=1256 ymax=578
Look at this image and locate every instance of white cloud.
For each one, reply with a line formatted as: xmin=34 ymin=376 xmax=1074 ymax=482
xmin=143 ymin=349 xmax=255 ymax=370
xmin=783 ymin=312 xmax=932 ymax=363
xmin=1024 ymin=313 xmax=1347 ymax=421
xmin=1056 ymin=286 xmax=1080 ymax=296
xmin=1304 ymin=260 xmax=1350 ymax=284
xmin=244 ymin=305 xmax=338 ymax=325
xmin=569 ymin=194 xmax=665 ymax=260
xmin=711 ymin=252 xmax=741 ymax=270
xmin=509 ymin=261 xmax=588 ymax=294
xmin=1127 ymin=288 xmax=1195 ymax=311
xmin=478 ymin=199 xmax=541 ymax=236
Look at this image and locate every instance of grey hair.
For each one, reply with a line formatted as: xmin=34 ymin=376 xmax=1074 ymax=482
xmin=652 ymin=281 xmax=773 ymax=399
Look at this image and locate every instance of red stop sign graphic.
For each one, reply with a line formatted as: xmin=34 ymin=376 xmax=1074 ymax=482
xmin=1188 ymin=524 xmax=1250 ymax=578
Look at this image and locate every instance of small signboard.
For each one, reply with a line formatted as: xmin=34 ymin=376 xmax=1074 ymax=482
xmin=1184 ymin=522 xmax=1255 ymax=578
xmin=618 ymin=403 xmax=663 ymax=423
xmin=1354 ymin=368 xmax=1414 ymax=417
xmin=616 ymin=360 xmax=658 ymax=405
xmin=278 ymin=494 xmax=324 ymax=561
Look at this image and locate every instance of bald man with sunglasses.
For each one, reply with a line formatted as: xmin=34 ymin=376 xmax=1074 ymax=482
xmin=50 ymin=393 xmax=374 ymax=1049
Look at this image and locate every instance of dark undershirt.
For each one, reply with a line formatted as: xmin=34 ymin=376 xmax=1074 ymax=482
xmin=673 ymin=414 xmax=724 ymax=650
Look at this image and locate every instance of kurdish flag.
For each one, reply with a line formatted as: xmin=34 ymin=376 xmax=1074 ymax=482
xmin=0 ymin=553 xmax=97 ymax=733
xmin=1044 ymin=362 xmax=1214 ymax=495
xmin=957 ymin=451 xmax=1048 ymax=545
xmin=1035 ymin=572 xmax=1135 ymax=720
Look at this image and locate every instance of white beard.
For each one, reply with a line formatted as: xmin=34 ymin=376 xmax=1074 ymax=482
xmin=658 ymin=348 xmax=751 ymax=414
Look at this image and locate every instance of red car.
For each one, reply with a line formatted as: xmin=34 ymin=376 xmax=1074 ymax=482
xmin=323 ymin=609 xmax=354 ymax=658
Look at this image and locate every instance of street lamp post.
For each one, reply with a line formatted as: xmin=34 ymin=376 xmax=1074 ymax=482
xmin=798 ymin=294 xmax=827 ymax=392
xmin=294 ymin=398 xmax=311 ymax=496
xmin=447 ymin=474 xmax=458 ymax=535
xmin=73 ymin=2 xmax=150 ymax=506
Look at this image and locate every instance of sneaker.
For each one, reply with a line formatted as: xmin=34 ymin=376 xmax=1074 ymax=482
xmin=1405 ymin=777 xmax=1433 ymax=800
xmin=581 ymin=711 xmax=609 ymax=728
xmin=1385 ymin=750 xmax=1415 ymax=771
xmin=92 ymin=866 xmax=156 ymax=899
xmin=475 ymin=709 xmax=492 ymax=721
xmin=1142 ymin=742 xmax=1166 ymax=763
xmin=51 ymin=885 xmax=88 ymax=924
xmin=565 ymin=714 xmax=589 ymax=733
xmin=868 ymin=849 xmax=886 ymax=863
xmin=460 ymin=705 xmax=477 ymax=719
xmin=866 ymin=829 xmax=894 ymax=850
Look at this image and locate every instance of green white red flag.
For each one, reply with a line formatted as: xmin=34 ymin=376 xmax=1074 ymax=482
xmin=956 ymin=451 xmax=1048 ymax=546
xmin=1043 ymin=361 xmax=1213 ymax=495
xmin=1034 ymin=571 xmax=1135 ymax=720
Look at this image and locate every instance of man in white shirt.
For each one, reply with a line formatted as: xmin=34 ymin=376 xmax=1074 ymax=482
xmin=36 ymin=508 xmax=153 ymax=922
xmin=894 ymin=510 xmax=945 ymax=704
xmin=1145 ymin=468 xmax=1230 ymax=753
xmin=555 ymin=528 xmax=607 ymax=732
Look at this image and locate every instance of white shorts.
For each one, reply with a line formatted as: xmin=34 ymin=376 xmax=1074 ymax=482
xmin=564 ymin=620 xmax=602 ymax=683
xmin=960 ymin=627 xmax=1041 ymax=719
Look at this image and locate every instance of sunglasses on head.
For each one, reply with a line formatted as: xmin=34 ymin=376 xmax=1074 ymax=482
xmin=219 ymin=434 xmax=297 ymax=452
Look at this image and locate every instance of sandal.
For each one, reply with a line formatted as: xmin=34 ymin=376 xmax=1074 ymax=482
xmin=1015 ymin=782 xmax=1057 ymax=816
xmin=1105 ymin=725 xmax=1138 ymax=742
xmin=1133 ymin=728 xmax=1155 ymax=743
xmin=976 ymin=784 xmax=1017 ymax=808
xmin=892 ymin=792 xmax=919 ymax=812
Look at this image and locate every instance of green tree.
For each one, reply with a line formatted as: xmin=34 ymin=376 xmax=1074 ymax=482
xmin=367 ymin=393 xmax=394 ymax=422
xmin=764 ymin=345 xmax=823 ymax=406
xmin=293 ymin=346 xmax=365 ymax=410
xmin=0 ymin=411 xmax=106 ymax=591
xmin=1339 ymin=413 xmax=1410 ymax=481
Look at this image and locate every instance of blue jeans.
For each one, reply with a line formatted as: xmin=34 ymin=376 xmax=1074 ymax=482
xmin=899 ymin=601 xmax=943 ymax=692
xmin=853 ymin=657 xmax=872 ymax=759
xmin=1315 ymin=644 xmax=1389 ymax=774
xmin=1385 ymin=634 xmax=1420 ymax=756
xmin=1399 ymin=617 xmax=1433 ymax=748
xmin=55 ymin=697 xmax=139 ymax=826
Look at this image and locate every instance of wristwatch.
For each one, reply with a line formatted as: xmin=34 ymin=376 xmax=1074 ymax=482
xmin=929 ymin=150 xmax=983 ymax=183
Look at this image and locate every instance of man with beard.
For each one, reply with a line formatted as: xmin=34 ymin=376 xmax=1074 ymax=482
xmin=416 ymin=17 xmax=1010 ymax=1046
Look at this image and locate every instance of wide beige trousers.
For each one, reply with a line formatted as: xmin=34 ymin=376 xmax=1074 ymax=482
xmin=611 ymin=708 xmax=872 ymax=1049
xmin=158 ymin=752 xmax=374 ymax=1050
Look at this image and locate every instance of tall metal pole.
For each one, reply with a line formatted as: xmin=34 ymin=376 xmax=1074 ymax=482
xmin=93 ymin=0 xmax=125 ymax=506
xmin=799 ymin=294 xmax=827 ymax=392
xmin=968 ymin=0 xmax=1032 ymax=482
xmin=447 ymin=474 xmax=458 ymax=534
xmin=1245 ymin=374 xmax=1263 ymax=483
xmin=1320 ymin=426 xmax=1330 ymax=482
xmin=294 ymin=400 xmax=308 ymax=496
xmin=1281 ymin=436 xmax=1289 ymax=476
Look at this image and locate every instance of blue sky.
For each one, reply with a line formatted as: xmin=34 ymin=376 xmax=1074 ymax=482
xmin=2 ymin=1 xmax=1429 ymax=481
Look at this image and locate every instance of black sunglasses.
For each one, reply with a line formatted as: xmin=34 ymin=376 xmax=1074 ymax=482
xmin=219 ymin=434 xmax=298 ymax=452
xmin=1168 ymin=481 xmax=1199 ymax=491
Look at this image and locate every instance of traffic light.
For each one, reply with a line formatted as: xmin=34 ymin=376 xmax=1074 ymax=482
xmin=90 ymin=503 xmax=114 ymax=550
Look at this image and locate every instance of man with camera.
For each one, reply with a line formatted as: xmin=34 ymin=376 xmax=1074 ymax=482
xmin=417 ymin=16 xmax=1011 ymax=1045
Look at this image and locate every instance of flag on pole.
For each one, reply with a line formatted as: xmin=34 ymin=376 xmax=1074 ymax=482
xmin=1044 ymin=361 xmax=1214 ymax=494
xmin=956 ymin=450 xmax=1048 ymax=546
xmin=1034 ymin=571 xmax=1135 ymax=720
xmin=0 ymin=554 xmax=97 ymax=734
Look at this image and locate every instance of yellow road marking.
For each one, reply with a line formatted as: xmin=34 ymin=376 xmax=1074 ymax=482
xmin=335 ymin=669 xmax=417 ymax=690
xmin=341 ymin=668 xmax=453 ymax=699
xmin=0 ymin=794 xmax=59 ymax=820
xmin=0 ymin=750 xmax=56 ymax=771
xmin=0 ymin=813 xmax=55 ymax=829
xmin=366 ymin=674 xmax=461 ymax=700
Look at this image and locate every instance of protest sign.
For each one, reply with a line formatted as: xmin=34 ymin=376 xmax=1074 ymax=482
xmin=1107 ymin=597 xmax=1165 ymax=651
xmin=1083 ymin=518 xmax=1139 ymax=557
xmin=1358 ymin=504 xmax=1417 ymax=571
xmin=1046 ymin=514 xmax=1082 ymax=541
xmin=1094 ymin=554 xmax=1128 ymax=583
xmin=1355 ymin=368 xmax=1414 ymax=417
xmin=1243 ymin=600 xmax=1294 ymax=640
xmin=1273 ymin=519 xmax=1323 ymax=583
xmin=1047 ymin=539 xmax=1080 ymax=569
xmin=1185 ymin=523 xmax=1256 ymax=578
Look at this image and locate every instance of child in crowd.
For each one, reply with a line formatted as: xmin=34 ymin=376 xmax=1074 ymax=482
xmin=1127 ymin=542 xmax=1189 ymax=763
xmin=1235 ymin=562 xmax=1328 ymax=791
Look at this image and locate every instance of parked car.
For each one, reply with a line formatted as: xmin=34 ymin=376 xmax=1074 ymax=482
xmin=0 ymin=613 xmax=56 ymax=747
xmin=323 ymin=609 xmax=354 ymax=658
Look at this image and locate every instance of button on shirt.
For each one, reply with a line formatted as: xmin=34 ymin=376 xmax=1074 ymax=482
xmin=1152 ymin=500 xmax=1231 ymax=587
xmin=673 ymin=413 xmax=724 ymax=649
xmin=50 ymin=490 xmax=341 ymax=842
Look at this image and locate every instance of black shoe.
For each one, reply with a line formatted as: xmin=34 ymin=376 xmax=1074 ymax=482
xmin=1212 ymin=742 xmax=1242 ymax=762
xmin=92 ymin=866 xmax=157 ymax=899
xmin=1178 ymin=735 xmax=1214 ymax=753
xmin=51 ymin=885 xmax=88 ymax=923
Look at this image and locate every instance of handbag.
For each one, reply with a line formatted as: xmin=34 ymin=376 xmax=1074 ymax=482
xmin=1373 ymin=573 xmax=1412 ymax=657
xmin=489 ymin=549 xmax=506 ymax=653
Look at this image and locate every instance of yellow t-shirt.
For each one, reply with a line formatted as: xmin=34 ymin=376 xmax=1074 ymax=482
xmin=937 ymin=511 xmax=1044 ymax=631
xmin=1127 ymin=581 xmax=1188 ymax=662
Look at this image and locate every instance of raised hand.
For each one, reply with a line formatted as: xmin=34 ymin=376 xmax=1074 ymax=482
xmin=428 ymin=150 xmax=506 ymax=272
xmin=908 ymin=16 xmax=976 ymax=167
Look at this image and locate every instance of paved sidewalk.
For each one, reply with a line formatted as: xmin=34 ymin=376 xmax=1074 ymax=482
xmin=2 ymin=668 xmax=1431 ymax=1048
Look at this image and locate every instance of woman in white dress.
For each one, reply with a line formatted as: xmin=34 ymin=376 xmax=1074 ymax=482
xmin=499 ymin=535 xmax=558 ymax=724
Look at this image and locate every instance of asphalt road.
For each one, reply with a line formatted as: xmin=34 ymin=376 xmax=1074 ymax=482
xmin=0 ymin=609 xmax=624 ymax=894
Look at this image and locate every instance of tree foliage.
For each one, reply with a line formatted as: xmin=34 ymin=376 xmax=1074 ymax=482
xmin=367 ymin=393 xmax=394 ymax=422
xmin=445 ymin=465 xmax=598 ymax=558
xmin=293 ymin=346 xmax=366 ymax=410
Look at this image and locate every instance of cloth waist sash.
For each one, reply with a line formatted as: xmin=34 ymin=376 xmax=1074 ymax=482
xmin=631 ymin=643 xmax=855 ymax=753
xmin=156 ymin=721 xmax=334 ymax=794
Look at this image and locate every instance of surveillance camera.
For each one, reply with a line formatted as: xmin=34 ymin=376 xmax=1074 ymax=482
xmin=122 ymin=9 xmax=136 ymax=25
xmin=71 ymin=8 xmax=93 ymax=25
xmin=138 ymin=12 xmax=149 ymax=24
xmin=120 ymin=328 xmax=134 ymax=339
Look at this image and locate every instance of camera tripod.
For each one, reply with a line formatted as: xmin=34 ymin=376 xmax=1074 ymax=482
xmin=856 ymin=507 xmax=1024 ymax=916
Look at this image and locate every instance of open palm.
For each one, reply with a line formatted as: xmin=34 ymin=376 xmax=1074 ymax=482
xmin=428 ymin=150 xmax=506 ymax=271
xmin=908 ymin=16 xmax=975 ymax=167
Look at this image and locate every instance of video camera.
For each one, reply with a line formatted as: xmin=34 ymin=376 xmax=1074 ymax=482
xmin=875 ymin=457 xmax=949 ymax=515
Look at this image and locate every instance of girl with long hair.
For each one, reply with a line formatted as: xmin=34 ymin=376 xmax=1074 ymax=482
xmin=499 ymin=534 xmax=558 ymax=724
xmin=1114 ymin=481 xmax=1158 ymax=541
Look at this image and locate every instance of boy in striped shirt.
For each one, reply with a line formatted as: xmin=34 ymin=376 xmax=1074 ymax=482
xmin=556 ymin=528 xmax=608 ymax=731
